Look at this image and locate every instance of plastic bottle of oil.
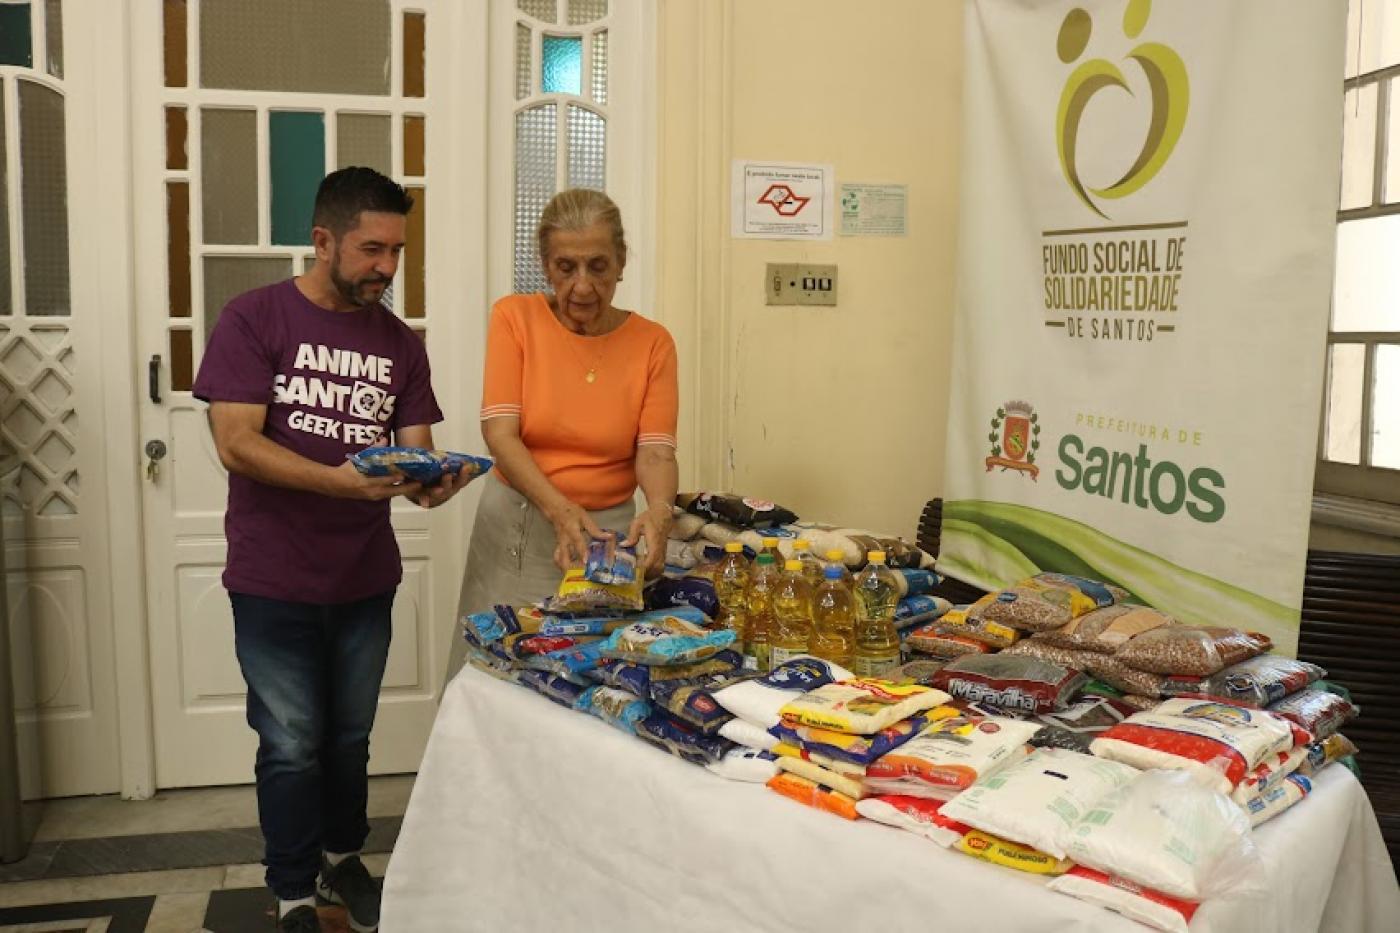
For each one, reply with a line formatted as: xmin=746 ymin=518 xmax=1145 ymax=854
xmin=760 ymin=536 xmax=785 ymax=568
xmin=743 ymin=553 xmax=780 ymax=672
xmin=823 ymin=548 xmax=854 ymax=587
xmin=852 ymin=550 xmax=901 ymax=677
xmin=793 ymin=539 xmax=825 ymax=587
xmin=810 ymin=564 xmax=856 ymax=668
xmin=771 ymin=559 xmax=814 ymax=666
xmin=715 ymin=541 xmax=750 ymax=638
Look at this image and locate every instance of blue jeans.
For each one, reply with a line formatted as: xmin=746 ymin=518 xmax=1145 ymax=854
xmin=231 ymin=590 xmax=394 ymax=900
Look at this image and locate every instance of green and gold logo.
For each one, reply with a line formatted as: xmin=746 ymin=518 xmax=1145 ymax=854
xmin=1055 ymin=0 xmax=1189 ymax=218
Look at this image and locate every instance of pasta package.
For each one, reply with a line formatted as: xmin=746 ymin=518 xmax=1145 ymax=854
xmin=542 ymin=566 xmax=643 ymax=614
xmin=582 ymin=535 xmax=638 ymax=586
xmin=766 ymin=772 xmax=859 ymax=820
xmin=348 ymin=446 xmax=493 ymax=485
xmin=601 ymin=616 xmax=737 ymax=666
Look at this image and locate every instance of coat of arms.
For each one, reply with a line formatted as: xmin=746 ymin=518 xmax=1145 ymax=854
xmin=985 ymin=400 xmax=1040 ymax=479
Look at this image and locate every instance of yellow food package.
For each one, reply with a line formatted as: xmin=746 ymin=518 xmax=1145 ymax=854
xmin=955 ymin=829 xmax=1073 ymax=875
xmin=542 ymin=566 xmax=643 ymax=614
xmin=778 ymin=678 xmax=952 ymax=735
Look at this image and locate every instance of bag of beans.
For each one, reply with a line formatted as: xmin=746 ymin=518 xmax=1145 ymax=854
xmin=1035 ymin=605 xmax=1175 ymax=653
xmin=1113 ymin=626 xmax=1271 ymax=677
xmin=933 ymin=654 xmax=1087 ymax=714
xmin=1163 ymin=655 xmax=1324 ymax=708
xmin=969 ymin=573 xmax=1130 ymax=633
xmin=1268 ymin=688 xmax=1357 ymax=739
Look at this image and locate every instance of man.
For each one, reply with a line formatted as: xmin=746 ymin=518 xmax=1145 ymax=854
xmin=194 ymin=167 xmax=460 ymax=933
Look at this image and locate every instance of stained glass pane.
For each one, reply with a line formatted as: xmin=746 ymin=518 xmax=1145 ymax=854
xmin=567 ymin=104 xmax=604 ymax=190
xmin=403 ymin=11 xmax=425 ymax=98
xmin=542 ymin=35 xmax=582 ymax=95
xmin=515 ymin=22 xmax=531 ymax=100
xmin=568 ymin=0 xmax=607 ymax=26
xmin=0 ymin=3 xmax=32 ymax=68
xmin=591 ymin=30 xmax=608 ymax=104
xmin=19 ymin=80 xmax=70 ymax=317
xmin=167 ymin=181 xmax=190 ymax=318
xmin=43 ymin=0 xmax=60 ymax=78
xmin=203 ymin=256 xmax=291 ymax=339
xmin=514 ymin=104 xmax=556 ymax=294
xmin=201 ymin=108 xmax=257 ymax=245
xmin=170 ymin=328 xmax=193 ymax=392
xmin=518 ymin=0 xmax=557 ymax=24
xmin=201 ymin=0 xmax=390 ymax=95
xmin=0 ymin=81 xmax=9 ymax=317
xmin=163 ymin=0 xmax=186 ymax=88
xmin=403 ymin=115 xmax=425 ymax=176
xmin=165 ymin=106 xmax=188 ymax=170
xmin=270 ymin=111 xmax=325 ymax=246
xmin=404 ymin=186 xmax=425 ymax=319
xmin=337 ymin=112 xmax=391 ymax=176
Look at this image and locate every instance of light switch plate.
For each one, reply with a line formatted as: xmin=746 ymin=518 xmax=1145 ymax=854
xmin=766 ymin=263 xmax=838 ymax=306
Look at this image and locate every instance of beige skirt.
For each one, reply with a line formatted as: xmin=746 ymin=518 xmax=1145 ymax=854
xmin=445 ymin=476 xmax=635 ymax=685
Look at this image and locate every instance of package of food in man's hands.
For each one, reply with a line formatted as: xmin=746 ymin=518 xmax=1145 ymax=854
xmin=348 ymin=446 xmax=493 ymax=485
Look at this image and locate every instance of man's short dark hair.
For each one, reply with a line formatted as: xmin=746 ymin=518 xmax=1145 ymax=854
xmin=312 ymin=167 xmax=414 ymax=237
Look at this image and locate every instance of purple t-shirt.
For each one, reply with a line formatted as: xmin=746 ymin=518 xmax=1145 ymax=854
xmin=193 ymin=279 xmax=443 ymax=604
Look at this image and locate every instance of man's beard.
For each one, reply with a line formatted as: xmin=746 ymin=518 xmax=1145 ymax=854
xmin=329 ymin=251 xmax=390 ymax=308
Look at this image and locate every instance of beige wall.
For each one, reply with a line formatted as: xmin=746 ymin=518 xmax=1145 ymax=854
xmin=654 ymin=0 xmax=964 ymax=540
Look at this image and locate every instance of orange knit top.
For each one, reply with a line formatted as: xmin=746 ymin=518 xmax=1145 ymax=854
xmin=480 ymin=293 xmax=679 ymax=510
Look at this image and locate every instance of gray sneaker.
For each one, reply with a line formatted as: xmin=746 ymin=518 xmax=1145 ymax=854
xmin=316 ymin=855 xmax=380 ymax=932
xmin=277 ymin=905 xmax=322 ymax=933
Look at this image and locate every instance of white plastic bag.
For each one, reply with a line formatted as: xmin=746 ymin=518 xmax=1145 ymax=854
xmin=705 ymin=747 xmax=779 ymax=783
xmin=712 ymin=656 xmax=854 ymax=728
xmin=718 ymin=717 xmax=779 ymax=751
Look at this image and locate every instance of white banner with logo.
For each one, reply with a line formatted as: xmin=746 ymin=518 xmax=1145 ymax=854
xmin=939 ymin=0 xmax=1346 ymax=655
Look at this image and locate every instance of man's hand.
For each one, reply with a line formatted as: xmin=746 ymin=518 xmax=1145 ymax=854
xmin=324 ymin=460 xmax=423 ymax=501
xmin=407 ymin=470 xmax=463 ymax=509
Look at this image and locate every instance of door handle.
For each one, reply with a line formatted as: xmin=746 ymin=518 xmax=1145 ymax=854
xmin=144 ymin=439 xmax=167 ymax=482
xmin=149 ymin=354 xmax=162 ymax=404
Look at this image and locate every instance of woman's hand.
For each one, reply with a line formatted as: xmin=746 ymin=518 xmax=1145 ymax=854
xmin=549 ymin=500 xmax=607 ymax=571
xmin=623 ymin=502 xmax=674 ymax=576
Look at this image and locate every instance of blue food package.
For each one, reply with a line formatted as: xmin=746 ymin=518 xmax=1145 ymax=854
xmin=348 ymin=446 xmax=493 ymax=485
xmin=636 ymin=711 xmax=736 ymax=765
xmin=518 ymin=670 xmax=587 ymax=707
xmin=768 ymin=714 xmax=931 ymax=765
xmin=524 ymin=640 xmax=611 ymax=679
xmin=649 ymin=670 xmax=750 ymax=733
xmin=593 ymin=649 xmax=745 ymax=698
xmin=644 ymin=575 xmax=720 ymax=619
xmin=894 ymin=595 xmax=954 ymax=632
xmin=601 ymin=616 xmax=737 ymax=665
xmin=898 ymin=568 xmax=939 ymax=597
xmin=539 ymin=606 xmax=708 ymax=638
xmin=575 ymin=686 xmax=651 ymax=734
xmin=583 ymin=535 xmax=638 ymax=585
xmin=461 ymin=607 xmax=521 ymax=648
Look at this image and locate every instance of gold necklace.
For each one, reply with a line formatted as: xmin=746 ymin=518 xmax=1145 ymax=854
xmin=554 ymin=304 xmax=623 ymax=384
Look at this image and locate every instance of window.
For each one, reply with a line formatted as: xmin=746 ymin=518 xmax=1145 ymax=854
xmin=1319 ymin=0 xmax=1400 ymax=505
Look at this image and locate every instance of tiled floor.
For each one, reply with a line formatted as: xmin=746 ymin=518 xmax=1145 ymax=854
xmin=0 ymin=776 xmax=412 ymax=932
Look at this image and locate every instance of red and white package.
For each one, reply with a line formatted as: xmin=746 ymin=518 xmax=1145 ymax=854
xmin=854 ymin=794 xmax=968 ymax=846
xmin=1267 ymin=688 xmax=1358 ymax=739
xmin=1229 ymin=745 xmax=1307 ymax=806
xmin=1089 ymin=698 xmax=1297 ymax=794
xmin=864 ymin=715 xmax=1040 ymax=800
xmin=932 ymin=654 xmax=1086 ymax=714
xmin=1048 ymin=866 xmax=1199 ymax=933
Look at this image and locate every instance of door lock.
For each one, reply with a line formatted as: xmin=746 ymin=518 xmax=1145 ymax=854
xmin=145 ymin=439 xmax=168 ymax=482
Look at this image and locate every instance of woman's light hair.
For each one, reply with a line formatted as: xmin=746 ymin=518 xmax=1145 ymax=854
xmin=537 ymin=188 xmax=628 ymax=268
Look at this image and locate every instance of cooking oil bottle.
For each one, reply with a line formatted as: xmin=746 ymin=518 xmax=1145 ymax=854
xmin=810 ymin=564 xmax=856 ymax=668
xmin=743 ymin=553 xmax=780 ymax=671
xmin=715 ymin=540 xmax=750 ymax=638
xmin=823 ymin=548 xmax=854 ymax=587
xmin=760 ymin=536 xmax=785 ymax=568
xmin=771 ymin=559 xmax=814 ymax=665
xmin=852 ymin=550 xmax=901 ymax=676
xmin=793 ymin=539 xmax=825 ymax=586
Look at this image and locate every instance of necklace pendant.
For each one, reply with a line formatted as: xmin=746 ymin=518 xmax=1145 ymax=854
xmin=586 ymin=369 xmax=597 ymax=384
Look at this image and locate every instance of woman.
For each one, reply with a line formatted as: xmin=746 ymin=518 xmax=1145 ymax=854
xmin=448 ymin=189 xmax=678 ymax=680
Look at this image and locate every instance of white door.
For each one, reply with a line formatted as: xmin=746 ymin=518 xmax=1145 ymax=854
xmin=0 ymin=0 xmax=127 ymax=797
xmin=129 ymin=0 xmax=488 ymax=788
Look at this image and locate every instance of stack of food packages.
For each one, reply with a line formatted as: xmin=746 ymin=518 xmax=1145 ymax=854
xmin=459 ymin=492 xmax=1363 ymax=933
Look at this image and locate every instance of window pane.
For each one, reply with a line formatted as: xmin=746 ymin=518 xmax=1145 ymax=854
xmin=568 ymin=0 xmax=607 ymax=26
xmin=518 ymin=0 xmax=557 ymax=24
xmin=1341 ymin=84 xmax=1377 ymax=210
xmin=270 ymin=112 xmax=325 ymax=246
xmin=591 ymin=30 xmax=608 ymax=104
xmin=1346 ymin=0 xmax=1400 ymax=76
xmin=403 ymin=114 xmax=425 ymax=176
xmin=567 ymin=104 xmax=604 ymax=190
xmin=170 ymin=327 xmax=193 ymax=392
xmin=1326 ymin=343 xmax=1365 ymax=464
xmin=1387 ymin=77 xmax=1400 ymax=204
xmin=515 ymin=22 xmax=531 ymax=100
xmin=201 ymin=108 xmax=258 ymax=245
xmin=542 ymin=35 xmax=582 ymax=95
xmin=203 ymin=256 xmax=291 ymax=338
xmin=167 ymin=181 xmax=190 ymax=317
xmin=166 ymin=106 xmax=188 ymax=170
xmin=44 ymin=0 xmax=61 ymax=78
xmin=201 ymin=0 xmax=390 ymax=95
xmin=405 ymin=186 xmax=425 ymax=318
xmin=337 ymin=112 xmax=390 ymax=176
xmin=1333 ymin=214 xmax=1400 ymax=331
xmin=163 ymin=0 xmax=187 ymax=88
xmin=403 ymin=11 xmax=425 ymax=98
xmin=1373 ymin=344 xmax=1400 ymax=469
xmin=0 ymin=4 xmax=32 ymax=68
xmin=0 ymin=81 xmax=9 ymax=316
xmin=19 ymin=80 xmax=70 ymax=317
xmin=515 ymin=104 xmax=556 ymax=294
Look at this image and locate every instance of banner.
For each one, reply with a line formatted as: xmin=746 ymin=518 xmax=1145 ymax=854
xmin=940 ymin=0 xmax=1346 ymax=655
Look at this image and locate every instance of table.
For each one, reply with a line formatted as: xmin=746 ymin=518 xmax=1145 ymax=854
xmin=382 ymin=667 xmax=1400 ymax=932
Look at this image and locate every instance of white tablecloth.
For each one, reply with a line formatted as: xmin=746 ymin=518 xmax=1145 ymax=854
xmin=383 ymin=667 xmax=1400 ymax=932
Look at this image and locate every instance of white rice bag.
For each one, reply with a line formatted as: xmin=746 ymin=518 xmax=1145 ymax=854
xmin=1049 ymin=867 xmax=1201 ymax=933
xmin=779 ymin=679 xmax=952 ymax=735
xmin=1241 ymin=772 xmax=1312 ymax=828
xmin=705 ymin=746 xmax=779 ymax=783
xmin=938 ymin=747 xmax=1138 ymax=859
xmin=855 ymin=795 xmax=965 ymax=846
xmin=864 ymin=714 xmax=1040 ymax=800
xmin=669 ymin=510 xmax=707 ymax=540
xmin=718 ymin=717 xmax=779 ymax=751
xmin=713 ymin=656 xmax=854 ymax=729
xmin=698 ymin=521 xmax=743 ymax=546
xmin=1089 ymin=698 xmax=1297 ymax=795
xmin=1230 ymin=745 xmax=1308 ymax=806
xmin=1065 ymin=769 xmax=1261 ymax=900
